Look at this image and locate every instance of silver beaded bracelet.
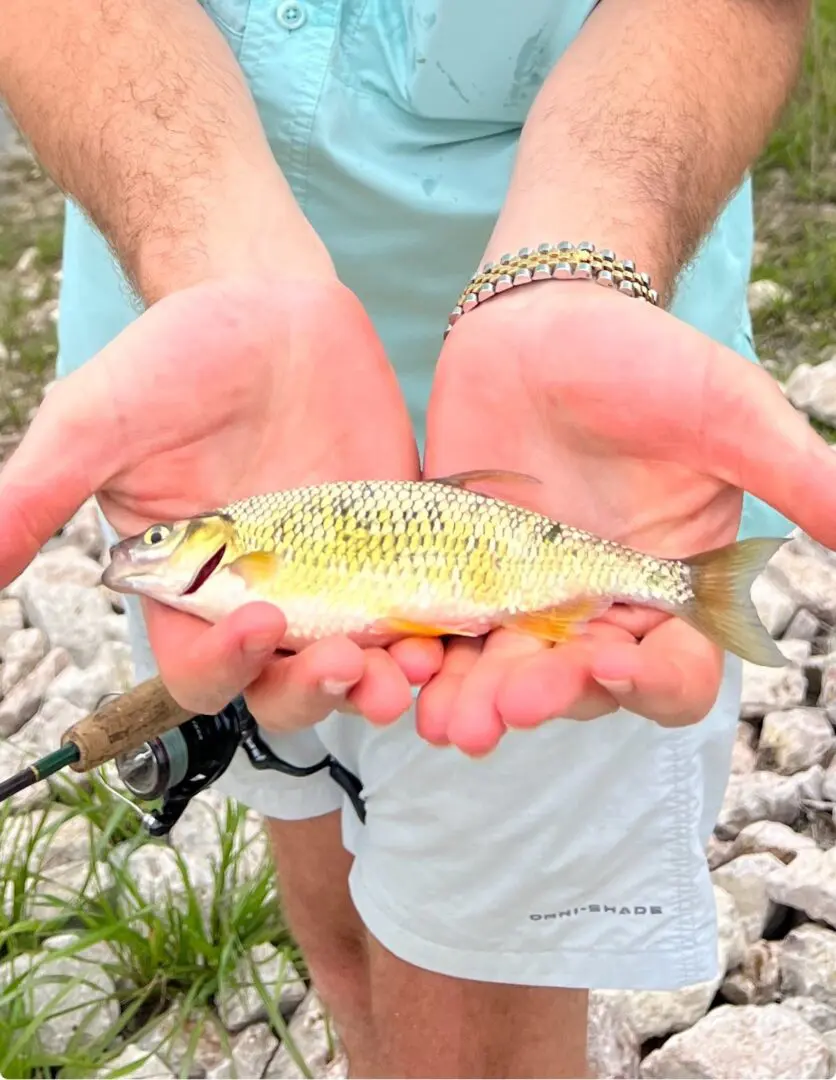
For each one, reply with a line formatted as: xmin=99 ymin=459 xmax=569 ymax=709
xmin=444 ymin=241 xmax=659 ymax=338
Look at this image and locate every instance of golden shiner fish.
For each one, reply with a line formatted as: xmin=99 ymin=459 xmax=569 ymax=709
xmin=101 ymin=470 xmax=787 ymax=666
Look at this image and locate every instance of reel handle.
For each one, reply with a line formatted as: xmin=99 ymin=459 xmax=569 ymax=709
xmin=61 ymin=676 xmax=196 ymax=771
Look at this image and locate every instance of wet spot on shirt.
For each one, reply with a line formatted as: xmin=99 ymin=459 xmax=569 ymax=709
xmin=507 ymin=30 xmax=550 ymax=110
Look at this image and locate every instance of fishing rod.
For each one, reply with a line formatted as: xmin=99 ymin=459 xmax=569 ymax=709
xmin=0 ymin=676 xmax=366 ymax=836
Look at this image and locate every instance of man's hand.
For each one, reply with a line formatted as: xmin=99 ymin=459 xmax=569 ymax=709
xmin=419 ymin=283 xmax=836 ymax=755
xmin=0 ymin=275 xmax=441 ymax=730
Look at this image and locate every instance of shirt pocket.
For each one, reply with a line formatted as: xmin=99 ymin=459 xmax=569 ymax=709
xmin=336 ymin=0 xmax=598 ymax=125
xmin=196 ymin=0 xmax=253 ymax=55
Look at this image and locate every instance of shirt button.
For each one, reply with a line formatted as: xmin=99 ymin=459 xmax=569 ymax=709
xmin=276 ymin=0 xmax=307 ymax=29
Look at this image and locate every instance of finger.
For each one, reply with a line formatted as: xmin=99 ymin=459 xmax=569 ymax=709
xmin=597 ymin=605 xmax=668 ymax=638
xmin=346 ymin=647 xmax=415 ymax=726
xmin=445 ymin=630 xmax=546 ymax=756
xmin=143 ymin=600 xmax=290 ymax=714
xmin=386 ymin=636 xmax=445 ymax=685
xmin=495 ymin=632 xmax=625 ymax=728
xmin=415 ymin=637 xmax=483 ymax=746
xmin=589 ymin=619 xmax=723 ymax=726
xmin=245 ymin=635 xmax=367 ymax=731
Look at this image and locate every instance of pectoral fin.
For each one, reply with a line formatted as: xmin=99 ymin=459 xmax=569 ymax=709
xmin=228 ymin=551 xmax=284 ymax=589
xmin=502 ymin=598 xmax=611 ymax=643
xmin=432 ymin=469 xmax=542 ymax=492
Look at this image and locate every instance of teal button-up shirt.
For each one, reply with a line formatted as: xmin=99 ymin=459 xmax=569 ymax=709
xmin=56 ymin=0 xmax=791 ymax=539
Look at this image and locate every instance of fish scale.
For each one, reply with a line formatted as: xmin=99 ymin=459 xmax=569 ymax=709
xmin=101 ymin=471 xmax=789 ymax=666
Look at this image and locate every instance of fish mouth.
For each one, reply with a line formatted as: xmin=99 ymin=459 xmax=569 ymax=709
xmin=182 ymin=544 xmax=227 ymax=596
xmin=101 ymin=541 xmax=144 ymax=592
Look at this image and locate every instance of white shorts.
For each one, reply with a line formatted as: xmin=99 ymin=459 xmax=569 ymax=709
xmin=120 ymin=589 xmax=737 ymax=993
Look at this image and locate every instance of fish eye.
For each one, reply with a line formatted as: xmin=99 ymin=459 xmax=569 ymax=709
xmin=143 ymin=524 xmax=170 ymax=546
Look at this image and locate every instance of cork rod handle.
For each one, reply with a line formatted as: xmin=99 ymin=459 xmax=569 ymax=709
xmin=61 ymin=676 xmax=197 ymax=771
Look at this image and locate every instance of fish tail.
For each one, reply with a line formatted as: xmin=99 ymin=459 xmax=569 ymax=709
xmin=681 ymin=537 xmax=788 ymax=667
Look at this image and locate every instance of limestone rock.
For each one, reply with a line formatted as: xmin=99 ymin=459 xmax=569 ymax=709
xmin=93 ymin=1045 xmax=174 ymax=1078
xmin=715 ymin=766 xmax=824 ymax=839
xmin=220 ymin=1023 xmax=280 ymax=1080
xmin=786 ymin=358 xmax=836 ymax=426
xmin=740 ymin=644 xmax=809 ymax=719
xmin=0 ymin=646 xmax=71 ymax=736
xmin=11 ymin=695 xmax=88 ymax=758
xmin=757 ymin=708 xmax=835 ymax=774
xmin=19 ymin=575 xmax=117 ymax=666
xmin=0 ymin=627 xmax=47 ymax=694
xmin=24 ymin=858 xmax=115 ymax=921
xmin=721 ymin=940 xmax=782 ymax=1006
xmin=114 ymin=841 xmax=216 ymax=929
xmin=216 ymin=942 xmax=306 ymax=1032
xmin=0 ymin=953 xmax=120 ymax=1057
xmin=5 ymin=545 xmax=103 ymax=593
xmin=780 ymin=923 xmax=836 ymax=1008
xmin=265 ymin=990 xmax=343 ymax=1079
xmin=0 ymin=738 xmax=49 ymax=812
xmin=731 ymin=722 xmax=758 ymax=775
xmin=639 ymin=1002 xmax=831 ymax=1079
xmin=767 ymin=848 xmax=836 ymax=928
xmin=135 ymin=1005 xmax=227 ymax=1078
xmin=46 ymin=639 xmax=134 ymax=711
xmin=748 ymin=278 xmax=791 ymax=313
xmin=751 ymin=574 xmax=797 ymax=638
xmin=770 ymin=538 xmax=836 ymax=623
xmin=711 ymin=853 xmax=784 ymax=943
xmin=823 ymin=758 xmax=836 ymax=802
xmin=785 ymin=608 xmax=823 ymax=642
xmin=169 ymin=790 xmax=270 ymax=889
xmin=782 ymin=995 xmax=836 ymax=1034
xmin=0 ymin=596 xmax=25 ymax=650
xmin=726 ymin=820 xmax=819 ymax=864
xmin=58 ymin=497 xmax=106 ymax=561
xmin=0 ymin=807 xmax=101 ymax=873
xmin=587 ymin=992 xmax=641 ymax=1079
xmin=706 ymin=834 xmax=736 ymax=870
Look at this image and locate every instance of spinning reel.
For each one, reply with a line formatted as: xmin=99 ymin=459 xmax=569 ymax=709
xmin=0 ymin=678 xmax=366 ymax=837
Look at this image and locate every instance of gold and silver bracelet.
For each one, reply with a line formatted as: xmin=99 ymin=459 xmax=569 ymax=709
xmin=444 ymin=242 xmax=659 ymax=338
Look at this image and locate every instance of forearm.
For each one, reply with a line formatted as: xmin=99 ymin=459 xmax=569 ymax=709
xmin=0 ymin=0 xmax=333 ymax=303
xmin=486 ymin=0 xmax=810 ymax=302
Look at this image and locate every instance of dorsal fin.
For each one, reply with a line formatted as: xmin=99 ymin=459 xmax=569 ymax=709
xmin=430 ymin=469 xmax=542 ymax=493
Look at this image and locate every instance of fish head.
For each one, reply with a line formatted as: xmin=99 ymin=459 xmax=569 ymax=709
xmin=102 ymin=513 xmax=239 ymax=604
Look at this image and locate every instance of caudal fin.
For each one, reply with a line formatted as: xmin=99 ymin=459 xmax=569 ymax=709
xmin=683 ymin=538 xmax=788 ymax=667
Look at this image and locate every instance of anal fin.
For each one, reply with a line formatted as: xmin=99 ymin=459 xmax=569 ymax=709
xmin=502 ymin=598 xmax=611 ymax=643
xmin=372 ymin=618 xmax=481 ymax=638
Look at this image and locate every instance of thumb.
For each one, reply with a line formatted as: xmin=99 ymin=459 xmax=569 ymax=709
xmin=0 ymin=373 xmax=117 ymax=584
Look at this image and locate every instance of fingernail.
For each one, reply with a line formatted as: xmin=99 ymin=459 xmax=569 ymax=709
xmin=594 ymin=677 xmax=634 ymax=695
xmin=320 ymin=678 xmax=357 ymax=697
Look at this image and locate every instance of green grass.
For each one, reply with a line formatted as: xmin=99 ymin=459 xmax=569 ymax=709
xmin=750 ymin=0 xmax=836 ymax=390
xmin=0 ymin=791 xmax=310 ymax=1078
xmin=755 ymin=0 xmax=836 ymax=196
xmin=0 ymin=144 xmax=64 ymax=447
